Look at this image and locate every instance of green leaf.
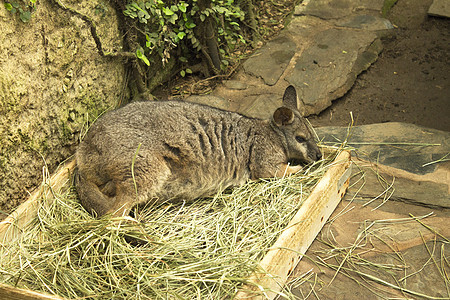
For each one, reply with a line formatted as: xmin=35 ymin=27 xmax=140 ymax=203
xmin=177 ymin=32 xmax=186 ymax=40
xmin=169 ymin=13 xmax=178 ymax=24
xmin=179 ymin=56 xmax=188 ymax=62
xmin=141 ymin=55 xmax=150 ymax=66
xmin=180 ymin=70 xmax=186 ymax=77
xmin=4 ymin=3 xmax=13 ymax=11
xmin=131 ymin=3 xmax=143 ymax=12
xmin=216 ymin=7 xmax=226 ymax=14
xmin=123 ymin=7 xmax=137 ymax=18
xmin=200 ymin=14 xmax=205 ymax=22
xmin=136 ymin=48 xmax=143 ymax=58
xmin=146 ymin=35 xmax=153 ymax=48
xmin=162 ymin=7 xmax=174 ymax=16
xmin=178 ymin=2 xmax=188 ymax=13
xmin=136 ymin=48 xmax=150 ymax=66
xmin=185 ymin=21 xmax=196 ymax=29
xmin=20 ymin=10 xmax=31 ymax=22
xmin=186 ymin=68 xmax=192 ymax=74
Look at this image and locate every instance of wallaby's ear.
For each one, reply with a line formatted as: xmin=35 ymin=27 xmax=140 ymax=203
xmin=282 ymin=85 xmax=299 ymax=110
xmin=273 ymin=107 xmax=295 ymax=126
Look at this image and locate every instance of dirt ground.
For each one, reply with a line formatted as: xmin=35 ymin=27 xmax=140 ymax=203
xmin=308 ymin=0 xmax=450 ymax=132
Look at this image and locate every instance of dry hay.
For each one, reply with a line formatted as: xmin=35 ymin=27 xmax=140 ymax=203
xmin=0 ymin=151 xmax=343 ymax=299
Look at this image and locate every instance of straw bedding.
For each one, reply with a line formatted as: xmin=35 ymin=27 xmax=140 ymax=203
xmin=0 ymin=152 xmax=340 ymax=299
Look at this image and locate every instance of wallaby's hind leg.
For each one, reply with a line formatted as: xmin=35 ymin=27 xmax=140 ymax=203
xmin=106 ymin=188 xmax=138 ymax=217
xmin=75 ymin=171 xmax=114 ymax=217
xmin=76 ymin=155 xmax=171 ymax=218
xmin=75 ymin=171 xmax=135 ymax=217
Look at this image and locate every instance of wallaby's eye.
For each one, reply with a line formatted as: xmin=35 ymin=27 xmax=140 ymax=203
xmin=295 ymin=136 xmax=306 ymax=143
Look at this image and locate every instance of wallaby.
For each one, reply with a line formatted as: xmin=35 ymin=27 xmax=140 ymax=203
xmin=75 ymin=85 xmax=322 ymax=217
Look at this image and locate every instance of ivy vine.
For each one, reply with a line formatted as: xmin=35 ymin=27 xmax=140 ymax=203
xmin=4 ymin=0 xmax=37 ymax=23
xmin=122 ymin=0 xmax=246 ymax=79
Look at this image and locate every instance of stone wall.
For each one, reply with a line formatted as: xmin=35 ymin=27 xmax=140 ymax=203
xmin=0 ymin=0 xmax=126 ymax=217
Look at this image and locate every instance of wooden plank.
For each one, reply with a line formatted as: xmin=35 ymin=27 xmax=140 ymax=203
xmin=235 ymin=150 xmax=352 ymax=299
xmin=0 ymin=159 xmax=76 ymax=243
xmin=0 ymin=283 xmax=66 ymax=300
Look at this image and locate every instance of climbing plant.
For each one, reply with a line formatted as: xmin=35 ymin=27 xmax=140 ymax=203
xmin=123 ymin=0 xmax=245 ymax=67
xmin=4 ymin=0 xmax=37 ymax=23
xmin=115 ymin=0 xmax=254 ymax=98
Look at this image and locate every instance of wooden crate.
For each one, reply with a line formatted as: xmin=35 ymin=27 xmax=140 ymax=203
xmin=0 ymin=151 xmax=351 ymax=300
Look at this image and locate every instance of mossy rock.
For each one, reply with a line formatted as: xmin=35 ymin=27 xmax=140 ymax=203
xmin=0 ymin=0 xmax=126 ymax=218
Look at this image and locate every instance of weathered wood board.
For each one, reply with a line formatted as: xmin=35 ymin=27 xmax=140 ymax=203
xmin=0 ymin=283 xmax=65 ymax=300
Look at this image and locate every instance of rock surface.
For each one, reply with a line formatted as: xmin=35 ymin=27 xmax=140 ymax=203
xmin=335 ymin=14 xmax=395 ymax=31
xmin=285 ymin=28 xmax=382 ymax=115
xmin=204 ymin=0 xmax=394 ymax=117
xmin=316 ymin=122 xmax=450 ymax=175
xmin=428 ymin=0 xmax=450 ymax=18
xmin=295 ymin=0 xmax=386 ymax=19
xmin=292 ymin=198 xmax=450 ymax=299
xmin=186 ymin=95 xmax=231 ymax=111
xmin=315 ymin=122 xmax=450 ymax=209
xmin=0 ymin=0 xmax=126 ymax=216
xmin=243 ymin=34 xmax=297 ymax=86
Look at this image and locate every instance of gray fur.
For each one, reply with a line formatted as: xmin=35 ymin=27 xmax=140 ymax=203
xmin=75 ymin=86 xmax=322 ymax=217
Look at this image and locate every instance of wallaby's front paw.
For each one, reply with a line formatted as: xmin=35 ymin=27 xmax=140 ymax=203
xmin=276 ymin=164 xmax=303 ymax=177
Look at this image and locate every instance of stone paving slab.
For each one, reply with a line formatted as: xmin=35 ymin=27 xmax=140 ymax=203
xmin=292 ymin=197 xmax=449 ymax=299
xmin=295 ymin=0 xmax=386 ymax=19
xmin=218 ymin=0 xmax=394 ymax=117
xmin=292 ymin=148 xmax=449 ymax=298
xmin=185 ymin=94 xmax=231 ymax=111
xmin=428 ymin=0 xmax=450 ymax=18
xmin=242 ymin=34 xmax=297 ymax=86
xmin=316 ymin=122 xmax=450 ymax=208
xmin=285 ymin=27 xmax=382 ymax=115
xmin=334 ymin=13 xmax=395 ymax=31
xmin=351 ymin=161 xmax=449 ymax=209
xmin=237 ymin=93 xmax=281 ymax=119
xmin=316 ymin=122 xmax=450 ymax=175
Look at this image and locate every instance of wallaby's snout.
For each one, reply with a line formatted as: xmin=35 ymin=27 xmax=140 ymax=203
xmin=308 ymin=140 xmax=322 ymax=162
xmin=289 ymin=137 xmax=322 ymax=165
